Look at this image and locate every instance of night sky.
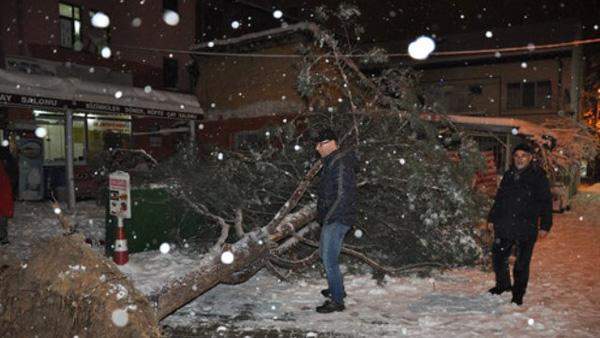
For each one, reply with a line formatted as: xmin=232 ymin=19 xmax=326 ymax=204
xmin=201 ymin=0 xmax=600 ymax=43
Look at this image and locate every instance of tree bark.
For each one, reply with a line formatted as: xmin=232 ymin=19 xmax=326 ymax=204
xmin=153 ymin=203 xmax=316 ymax=320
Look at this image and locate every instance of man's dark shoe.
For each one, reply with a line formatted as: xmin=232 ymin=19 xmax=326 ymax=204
xmin=320 ymin=288 xmax=347 ymax=299
xmin=316 ymin=300 xmax=345 ymax=313
xmin=0 ymin=240 xmax=9 ymax=246
xmin=488 ymin=286 xmax=511 ymax=295
xmin=511 ymin=293 xmax=524 ymax=305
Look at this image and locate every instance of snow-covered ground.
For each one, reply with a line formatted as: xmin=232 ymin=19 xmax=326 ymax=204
xmin=4 ymin=200 xmax=106 ymax=260
xmin=2 ymin=186 xmax=599 ymax=337
xmin=163 ymin=189 xmax=600 ymax=337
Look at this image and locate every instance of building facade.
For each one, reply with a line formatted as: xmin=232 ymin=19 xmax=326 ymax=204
xmin=0 ymin=0 xmax=202 ymax=200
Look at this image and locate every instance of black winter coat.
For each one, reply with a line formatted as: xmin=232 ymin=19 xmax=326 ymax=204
xmin=488 ymin=164 xmax=553 ymax=240
xmin=317 ymin=150 xmax=359 ymax=226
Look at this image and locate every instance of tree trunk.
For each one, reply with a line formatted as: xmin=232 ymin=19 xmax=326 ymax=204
xmin=153 ymin=203 xmax=316 ymax=320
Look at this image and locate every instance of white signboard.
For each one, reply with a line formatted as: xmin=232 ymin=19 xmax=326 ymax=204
xmin=109 ymin=171 xmax=131 ymax=218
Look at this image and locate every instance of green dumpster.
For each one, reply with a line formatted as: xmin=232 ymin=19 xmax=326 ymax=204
xmin=105 ymin=186 xmax=202 ymax=256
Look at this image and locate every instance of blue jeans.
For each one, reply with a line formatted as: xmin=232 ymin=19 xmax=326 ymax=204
xmin=320 ymin=222 xmax=351 ymax=304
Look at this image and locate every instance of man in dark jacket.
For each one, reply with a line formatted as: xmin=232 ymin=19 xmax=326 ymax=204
xmin=314 ymin=128 xmax=359 ymax=313
xmin=487 ymin=142 xmax=553 ymax=305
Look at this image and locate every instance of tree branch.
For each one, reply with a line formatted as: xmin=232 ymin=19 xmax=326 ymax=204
xmin=264 ymin=161 xmax=323 ymax=233
xmin=269 ymin=249 xmax=320 ymax=271
xmin=295 ymin=235 xmax=444 ymax=276
xmin=234 ymin=208 xmax=244 ymax=238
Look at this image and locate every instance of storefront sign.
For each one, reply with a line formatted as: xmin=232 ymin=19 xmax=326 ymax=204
xmin=109 ymin=171 xmax=131 ymax=219
xmin=0 ymin=91 xmax=202 ymax=120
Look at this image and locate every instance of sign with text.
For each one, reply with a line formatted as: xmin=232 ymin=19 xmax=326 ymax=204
xmin=109 ymin=171 xmax=131 ymax=219
xmin=0 ymin=91 xmax=202 ymax=120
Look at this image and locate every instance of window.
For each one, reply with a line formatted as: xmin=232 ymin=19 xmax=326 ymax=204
xmin=88 ymin=10 xmax=111 ymax=55
xmin=522 ymin=82 xmax=535 ymax=107
xmin=163 ymin=58 xmax=179 ymax=88
xmin=59 ymin=3 xmax=81 ymax=49
xmin=535 ymin=81 xmax=552 ymax=108
xmin=469 ymin=85 xmax=483 ymax=95
xmin=163 ymin=0 xmax=178 ymax=11
xmin=148 ymin=125 xmax=162 ymax=147
xmin=507 ymin=83 xmax=521 ymax=108
xmin=34 ymin=110 xmax=131 ymax=163
xmin=87 ymin=117 xmax=131 ymax=155
xmin=34 ymin=112 xmax=85 ymax=162
xmin=507 ymin=80 xmax=552 ymax=109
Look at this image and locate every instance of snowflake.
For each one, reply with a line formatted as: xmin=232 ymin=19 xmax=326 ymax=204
xmin=159 ymin=242 xmax=171 ymax=254
xmin=221 ymin=251 xmax=234 ymax=264
xmin=163 ymin=10 xmax=180 ymax=26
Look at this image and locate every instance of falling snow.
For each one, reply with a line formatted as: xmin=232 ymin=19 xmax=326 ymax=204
xmin=220 ymin=251 xmax=234 ymax=264
xmin=408 ymin=36 xmax=436 ymax=60
xmin=91 ymin=12 xmax=110 ymax=28
xmin=162 ymin=10 xmax=180 ymax=26
xmin=2 ymin=188 xmax=599 ymax=337
xmin=34 ymin=127 xmax=47 ymax=138
xmin=100 ymin=46 xmax=112 ymax=59
xmin=160 ymin=243 xmax=171 ymax=254
xmin=272 ymin=10 xmax=283 ymax=19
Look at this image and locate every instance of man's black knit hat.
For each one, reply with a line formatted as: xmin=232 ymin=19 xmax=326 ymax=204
xmin=512 ymin=142 xmax=533 ymax=154
xmin=314 ymin=128 xmax=338 ymax=143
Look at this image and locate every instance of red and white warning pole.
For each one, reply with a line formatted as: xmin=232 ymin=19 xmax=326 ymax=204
xmin=109 ymin=171 xmax=131 ymax=265
xmin=113 ymin=217 xmax=129 ymax=265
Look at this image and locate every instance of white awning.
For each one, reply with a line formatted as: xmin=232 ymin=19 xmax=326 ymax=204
xmin=0 ymin=69 xmax=204 ymax=120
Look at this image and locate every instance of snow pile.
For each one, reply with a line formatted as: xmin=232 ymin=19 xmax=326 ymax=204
xmin=4 ymin=201 xmax=106 ymax=260
xmin=117 ymin=248 xmax=205 ymax=295
xmin=0 ymin=234 xmax=161 ymax=337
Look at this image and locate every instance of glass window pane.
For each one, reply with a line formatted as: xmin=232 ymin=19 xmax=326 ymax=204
xmin=60 ymin=18 xmax=73 ymax=47
xmin=163 ymin=58 xmax=179 ymax=88
xmin=42 ymin=122 xmax=65 ymax=162
xmin=73 ymin=120 xmax=86 ymax=161
xmin=74 ymin=20 xmax=81 ymax=35
xmin=507 ymin=83 xmax=521 ymax=108
xmin=522 ymin=82 xmax=535 ymax=107
xmin=73 ymin=7 xmax=80 ymax=20
xmin=59 ymin=3 xmax=73 ymax=18
xmin=36 ymin=117 xmax=85 ymax=162
xmin=163 ymin=0 xmax=178 ymax=11
xmin=87 ymin=118 xmax=131 ymax=157
xmin=536 ymin=80 xmax=552 ymax=108
xmin=74 ymin=20 xmax=82 ymax=44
